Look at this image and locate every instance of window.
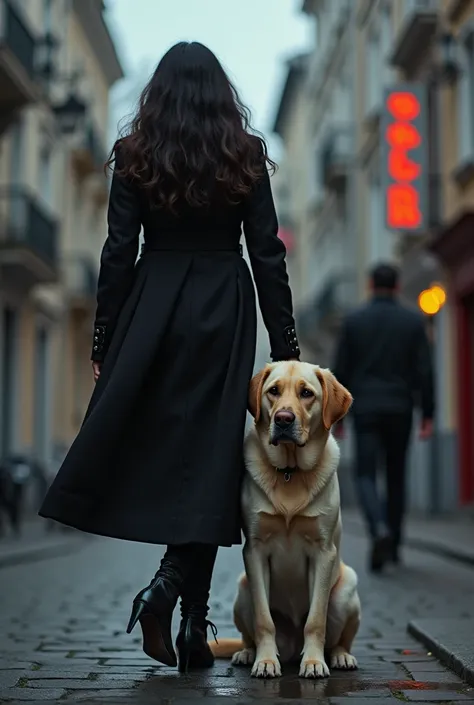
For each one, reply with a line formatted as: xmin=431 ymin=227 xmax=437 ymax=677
xmin=309 ymin=140 xmax=323 ymax=206
xmin=369 ymin=180 xmax=381 ymax=263
xmin=38 ymin=144 xmax=53 ymax=207
xmin=43 ymin=0 xmax=53 ymax=33
xmin=10 ymin=119 xmax=25 ymax=232
xmin=457 ymin=32 xmax=474 ymax=165
xmin=366 ymin=32 xmax=382 ymax=116
xmin=34 ymin=323 xmax=52 ymax=466
xmin=369 ymin=176 xmax=393 ymax=263
xmin=380 ymin=4 xmax=393 ymax=88
xmin=10 ymin=119 xmax=24 ymax=185
xmin=0 ymin=307 xmax=19 ymax=457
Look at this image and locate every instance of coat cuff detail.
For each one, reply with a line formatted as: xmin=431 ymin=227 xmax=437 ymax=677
xmin=284 ymin=325 xmax=300 ymax=357
xmin=91 ymin=325 xmax=106 ymax=360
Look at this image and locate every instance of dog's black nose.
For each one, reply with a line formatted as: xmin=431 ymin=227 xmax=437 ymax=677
xmin=274 ymin=410 xmax=295 ymax=429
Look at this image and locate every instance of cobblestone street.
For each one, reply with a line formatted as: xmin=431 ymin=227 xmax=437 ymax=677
xmin=0 ymin=524 xmax=473 ymax=704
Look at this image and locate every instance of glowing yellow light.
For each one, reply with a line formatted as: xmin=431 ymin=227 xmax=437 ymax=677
xmin=430 ymin=284 xmax=446 ymax=307
xmin=418 ymin=289 xmax=440 ymax=315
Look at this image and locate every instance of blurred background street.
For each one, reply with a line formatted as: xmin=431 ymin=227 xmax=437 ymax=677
xmin=0 ymin=0 xmax=474 ymax=703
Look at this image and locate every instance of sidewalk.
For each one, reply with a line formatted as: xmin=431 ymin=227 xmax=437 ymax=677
xmin=0 ymin=517 xmax=91 ymax=569
xmin=342 ymin=507 xmax=474 ymax=687
xmin=1 ymin=532 xmax=473 ymax=704
xmin=342 ymin=507 xmax=474 ymax=566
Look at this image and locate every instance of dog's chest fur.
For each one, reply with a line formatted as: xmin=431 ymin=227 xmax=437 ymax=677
xmin=242 ymin=427 xmax=342 ymax=626
xmin=256 ymin=508 xmax=319 ymax=625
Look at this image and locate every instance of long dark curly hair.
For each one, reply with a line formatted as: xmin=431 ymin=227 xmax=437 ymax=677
xmin=107 ymin=41 xmax=276 ymax=210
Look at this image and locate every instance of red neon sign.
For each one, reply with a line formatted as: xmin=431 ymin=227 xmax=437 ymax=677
xmin=384 ymin=90 xmax=424 ymax=230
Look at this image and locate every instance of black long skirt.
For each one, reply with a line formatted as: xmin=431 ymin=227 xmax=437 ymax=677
xmin=39 ymin=249 xmax=257 ymax=547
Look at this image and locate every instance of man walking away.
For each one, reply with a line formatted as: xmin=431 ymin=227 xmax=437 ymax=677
xmin=333 ymin=263 xmax=434 ymax=572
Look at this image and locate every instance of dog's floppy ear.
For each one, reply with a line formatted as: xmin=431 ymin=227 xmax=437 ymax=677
xmin=248 ymin=366 xmax=272 ymax=422
xmin=316 ymin=368 xmax=352 ymax=431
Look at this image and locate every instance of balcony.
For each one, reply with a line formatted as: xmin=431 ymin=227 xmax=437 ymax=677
xmin=63 ymin=255 xmax=97 ymax=310
xmin=390 ymin=0 xmax=439 ymax=72
xmin=0 ymin=0 xmax=40 ymax=134
xmin=72 ymin=123 xmax=108 ymax=179
xmin=321 ymin=130 xmax=352 ymax=192
xmin=0 ymin=187 xmax=59 ymax=288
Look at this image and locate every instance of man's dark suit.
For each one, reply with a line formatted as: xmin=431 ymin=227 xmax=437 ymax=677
xmin=333 ymin=294 xmax=434 ymax=555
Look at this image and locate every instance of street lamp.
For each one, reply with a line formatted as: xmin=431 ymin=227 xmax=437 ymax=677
xmin=437 ymin=32 xmax=461 ymax=84
xmin=36 ymin=30 xmax=88 ymax=136
xmin=52 ymin=93 xmax=87 ymax=135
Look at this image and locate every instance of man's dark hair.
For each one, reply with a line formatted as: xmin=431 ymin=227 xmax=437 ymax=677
xmin=370 ymin=263 xmax=399 ymax=291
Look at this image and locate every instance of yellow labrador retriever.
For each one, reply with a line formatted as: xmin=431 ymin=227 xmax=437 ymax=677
xmin=212 ymin=361 xmax=361 ymax=679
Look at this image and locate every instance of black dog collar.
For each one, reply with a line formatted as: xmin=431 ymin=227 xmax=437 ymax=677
xmin=276 ymin=466 xmax=299 ymax=483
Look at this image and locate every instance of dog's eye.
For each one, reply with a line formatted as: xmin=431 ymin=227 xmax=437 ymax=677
xmin=268 ymin=386 xmax=280 ymax=397
xmin=301 ymin=388 xmax=314 ymax=399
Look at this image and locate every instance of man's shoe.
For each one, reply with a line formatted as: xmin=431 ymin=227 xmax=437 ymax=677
xmin=391 ymin=544 xmax=401 ymax=565
xmin=370 ymin=535 xmax=392 ymax=573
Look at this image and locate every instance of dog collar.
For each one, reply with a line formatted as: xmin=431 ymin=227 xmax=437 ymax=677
xmin=276 ymin=466 xmax=298 ymax=483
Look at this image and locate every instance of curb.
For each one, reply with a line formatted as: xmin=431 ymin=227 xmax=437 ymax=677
xmin=342 ymin=516 xmax=474 ymax=568
xmin=402 ymin=537 xmax=474 ymax=568
xmin=407 ymin=620 xmax=474 ymax=687
xmin=0 ymin=534 xmax=90 ymax=569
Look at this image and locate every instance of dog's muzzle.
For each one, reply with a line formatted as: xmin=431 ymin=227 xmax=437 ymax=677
xmin=270 ymin=410 xmax=305 ymax=447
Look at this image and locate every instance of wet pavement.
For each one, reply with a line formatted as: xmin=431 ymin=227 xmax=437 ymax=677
xmin=0 ymin=526 xmax=473 ymax=704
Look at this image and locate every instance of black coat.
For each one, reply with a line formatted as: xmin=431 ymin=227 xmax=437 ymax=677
xmin=39 ymin=147 xmax=299 ymax=547
xmin=333 ymin=295 xmax=434 ymax=419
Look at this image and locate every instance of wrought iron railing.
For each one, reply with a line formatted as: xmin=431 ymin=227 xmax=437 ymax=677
xmin=64 ymin=255 xmax=97 ymax=298
xmin=0 ymin=187 xmax=58 ymax=267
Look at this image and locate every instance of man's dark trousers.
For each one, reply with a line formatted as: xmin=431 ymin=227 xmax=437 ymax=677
xmin=353 ymin=412 xmax=412 ymax=553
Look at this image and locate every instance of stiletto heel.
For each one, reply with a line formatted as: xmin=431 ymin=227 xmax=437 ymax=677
xmin=126 ymin=557 xmax=185 ymax=666
xmin=126 ymin=600 xmax=146 ymax=634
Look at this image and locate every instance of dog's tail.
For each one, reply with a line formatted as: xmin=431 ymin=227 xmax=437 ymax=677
xmin=209 ymin=638 xmax=243 ymax=659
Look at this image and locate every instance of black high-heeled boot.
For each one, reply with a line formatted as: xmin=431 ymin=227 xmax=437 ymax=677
xmin=176 ymin=544 xmax=218 ymax=672
xmin=176 ymin=603 xmax=218 ymax=672
xmin=126 ymin=553 xmax=186 ymax=666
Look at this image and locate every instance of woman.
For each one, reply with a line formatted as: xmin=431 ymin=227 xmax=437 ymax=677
xmin=39 ymin=42 xmax=300 ymax=671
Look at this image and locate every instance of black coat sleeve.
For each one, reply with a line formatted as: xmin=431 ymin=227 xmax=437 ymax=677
xmin=243 ymin=164 xmax=299 ymax=361
xmin=414 ymin=318 xmax=435 ymax=420
xmin=91 ymin=145 xmax=141 ymax=362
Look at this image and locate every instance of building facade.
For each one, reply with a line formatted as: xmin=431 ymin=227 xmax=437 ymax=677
xmin=274 ymin=0 xmax=473 ymax=513
xmin=0 ymin=0 xmax=123 ymax=491
xmin=274 ymin=0 xmax=361 ymax=369
xmin=430 ymin=0 xmax=474 ymax=509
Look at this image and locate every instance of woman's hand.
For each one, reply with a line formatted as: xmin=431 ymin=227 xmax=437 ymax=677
xmin=92 ymin=362 xmax=102 ymax=382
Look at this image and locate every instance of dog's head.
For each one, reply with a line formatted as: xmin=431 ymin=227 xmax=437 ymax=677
xmin=248 ymin=361 xmax=352 ymax=448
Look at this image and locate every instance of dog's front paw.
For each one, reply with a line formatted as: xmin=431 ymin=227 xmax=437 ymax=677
xmin=299 ymin=657 xmax=330 ymax=679
xmin=330 ymin=647 xmax=358 ymax=670
xmin=251 ymin=656 xmax=281 ymax=678
xmin=232 ymin=647 xmax=255 ymax=667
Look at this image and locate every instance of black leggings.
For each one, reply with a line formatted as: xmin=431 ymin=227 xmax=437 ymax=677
xmin=163 ymin=543 xmax=218 ymax=607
